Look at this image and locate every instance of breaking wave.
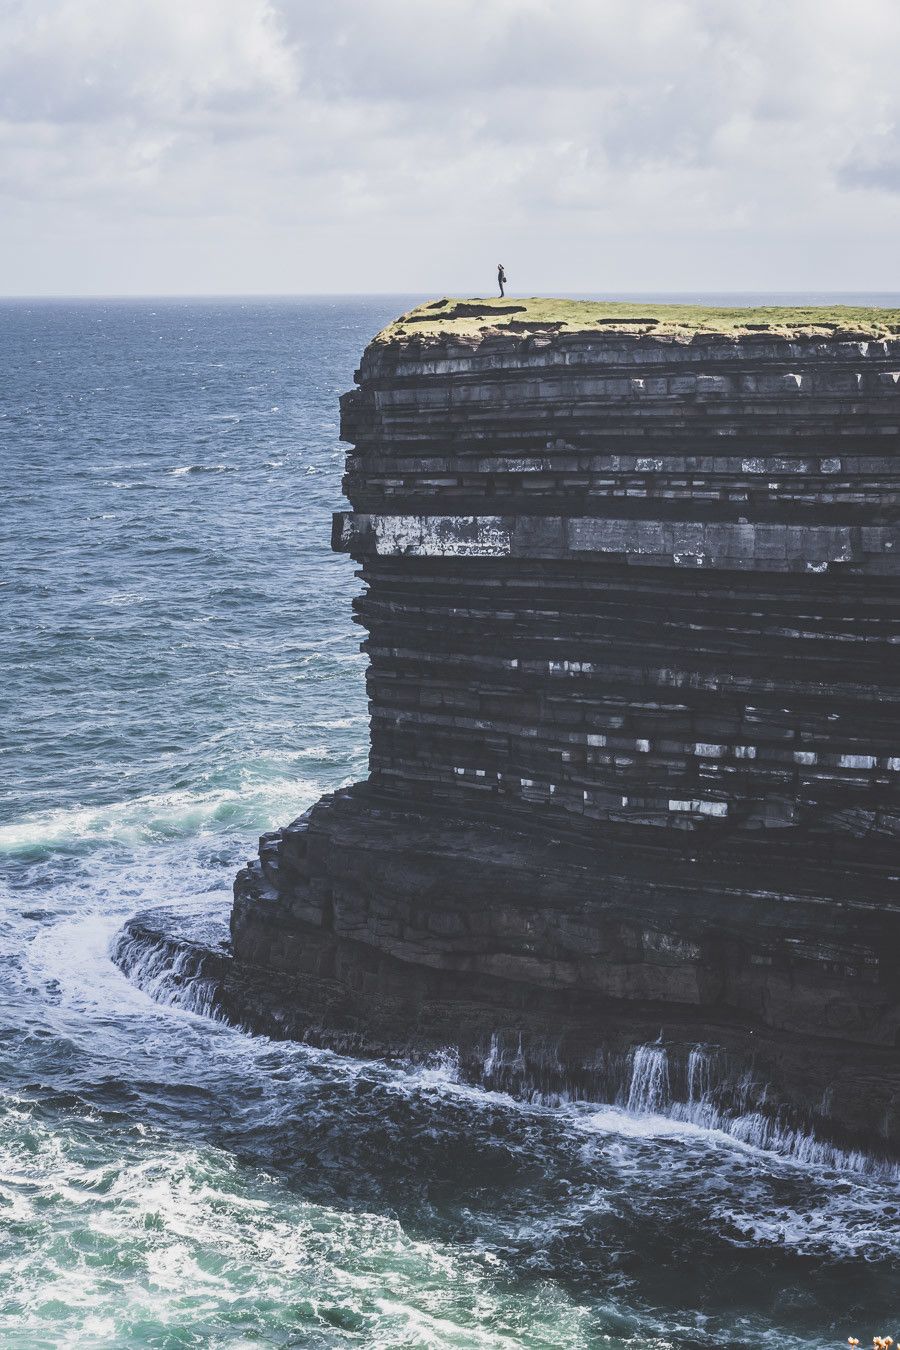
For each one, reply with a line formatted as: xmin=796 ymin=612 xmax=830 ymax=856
xmin=0 ymin=778 xmax=326 ymax=856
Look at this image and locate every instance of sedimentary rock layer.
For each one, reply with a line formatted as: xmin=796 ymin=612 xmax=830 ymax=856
xmin=232 ymin=299 xmax=900 ymax=1150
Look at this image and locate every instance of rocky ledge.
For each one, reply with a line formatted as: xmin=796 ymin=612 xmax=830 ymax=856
xmin=121 ymin=298 xmax=900 ymax=1158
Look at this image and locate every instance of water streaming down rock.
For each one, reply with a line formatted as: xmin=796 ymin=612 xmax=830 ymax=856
xmin=116 ymin=298 xmax=900 ymax=1161
xmin=111 ymin=921 xmax=223 ymax=1022
xmin=478 ymin=1029 xmax=900 ymax=1177
xmin=625 ymin=1045 xmax=671 ymax=1116
xmin=112 ymin=907 xmax=900 ymax=1179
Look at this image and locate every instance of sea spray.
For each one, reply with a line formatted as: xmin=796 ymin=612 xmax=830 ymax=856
xmin=113 ymin=916 xmax=900 ymax=1182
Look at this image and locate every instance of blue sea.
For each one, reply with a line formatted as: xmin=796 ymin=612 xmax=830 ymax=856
xmin=1 ymin=296 xmax=898 ymax=1348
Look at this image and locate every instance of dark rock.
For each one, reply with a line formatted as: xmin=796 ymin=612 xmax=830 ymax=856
xmin=134 ymin=305 xmax=900 ymax=1155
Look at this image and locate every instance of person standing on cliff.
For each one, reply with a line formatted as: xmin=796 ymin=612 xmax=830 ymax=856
xmin=497 ymin=263 xmax=507 ymax=297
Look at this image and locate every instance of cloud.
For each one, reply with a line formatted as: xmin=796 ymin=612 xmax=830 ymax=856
xmin=0 ymin=0 xmax=898 ymax=293
xmin=0 ymin=0 xmax=294 ymax=123
xmin=841 ymin=158 xmax=900 ymax=193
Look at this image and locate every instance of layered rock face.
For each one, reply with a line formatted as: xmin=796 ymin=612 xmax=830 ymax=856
xmin=232 ymin=300 xmax=900 ymax=1151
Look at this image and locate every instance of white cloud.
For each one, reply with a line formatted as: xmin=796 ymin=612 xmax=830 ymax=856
xmin=0 ymin=0 xmax=898 ymax=293
xmin=0 ymin=0 xmax=294 ymax=122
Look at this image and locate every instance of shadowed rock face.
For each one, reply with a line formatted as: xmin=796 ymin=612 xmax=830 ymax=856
xmin=231 ymin=306 xmax=900 ymax=1152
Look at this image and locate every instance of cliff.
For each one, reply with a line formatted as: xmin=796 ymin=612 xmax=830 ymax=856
xmin=138 ymin=298 xmax=900 ymax=1158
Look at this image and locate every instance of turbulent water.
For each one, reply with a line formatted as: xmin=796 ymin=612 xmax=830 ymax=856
xmin=2 ymin=295 xmax=899 ymax=1349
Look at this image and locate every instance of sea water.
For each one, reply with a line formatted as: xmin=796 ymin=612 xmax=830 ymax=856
xmin=1 ymin=295 xmax=898 ymax=1348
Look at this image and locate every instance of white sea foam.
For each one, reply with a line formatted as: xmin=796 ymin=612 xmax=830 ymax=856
xmin=12 ymin=885 xmax=602 ymax=1339
xmin=25 ymin=855 xmax=896 ymax=1275
xmin=18 ymin=878 xmax=900 ymax=1280
xmin=169 ymin=463 xmax=232 ymax=476
xmin=0 ymin=1097 xmax=595 ymax=1350
xmin=27 ymin=911 xmax=223 ymax=1034
xmin=0 ymin=778 xmax=325 ymax=854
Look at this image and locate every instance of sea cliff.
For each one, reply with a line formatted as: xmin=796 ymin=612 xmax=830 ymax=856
xmin=126 ymin=298 xmax=900 ymax=1158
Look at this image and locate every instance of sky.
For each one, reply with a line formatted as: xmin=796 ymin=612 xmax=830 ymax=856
xmin=1 ymin=0 xmax=899 ymax=297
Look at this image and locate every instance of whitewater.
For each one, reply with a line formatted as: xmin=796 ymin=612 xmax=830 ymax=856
xmin=2 ymin=295 xmax=898 ymax=1348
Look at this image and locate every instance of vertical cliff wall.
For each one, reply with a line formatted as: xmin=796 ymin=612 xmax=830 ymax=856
xmin=231 ymin=299 xmax=900 ymax=1149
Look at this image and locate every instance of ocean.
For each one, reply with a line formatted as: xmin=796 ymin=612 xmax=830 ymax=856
xmin=1 ymin=295 xmax=898 ymax=1348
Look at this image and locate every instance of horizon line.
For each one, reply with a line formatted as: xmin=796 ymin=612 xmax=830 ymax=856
xmin=2 ymin=289 xmax=900 ymax=303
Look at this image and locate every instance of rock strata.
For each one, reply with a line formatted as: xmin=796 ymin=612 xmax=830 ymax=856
xmin=229 ymin=298 xmax=900 ymax=1153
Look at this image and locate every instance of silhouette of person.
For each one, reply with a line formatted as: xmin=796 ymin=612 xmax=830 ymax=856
xmin=497 ymin=264 xmax=507 ymax=298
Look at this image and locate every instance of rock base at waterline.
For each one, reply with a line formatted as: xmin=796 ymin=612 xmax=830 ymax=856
xmin=113 ymin=903 xmax=900 ymax=1172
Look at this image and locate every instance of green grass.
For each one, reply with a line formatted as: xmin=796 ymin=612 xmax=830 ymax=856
xmin=375 ymin=296 xmax=900 ymax=342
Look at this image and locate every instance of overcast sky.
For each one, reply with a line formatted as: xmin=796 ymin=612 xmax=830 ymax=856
xmin=1 ymin=0 xmax=899 ymax=296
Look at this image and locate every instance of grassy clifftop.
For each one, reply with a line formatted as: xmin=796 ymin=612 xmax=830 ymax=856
xmin=376 ymin=296 xmax=900 ymax=342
